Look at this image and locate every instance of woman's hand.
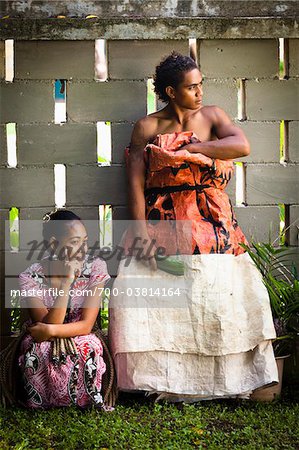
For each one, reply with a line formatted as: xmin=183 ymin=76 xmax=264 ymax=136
xmin=63 ymin=258 xmax=84 ymax=283
xmin=27 ymin=322 xmax=54 ymax=343
xmin=57 ymin=248 xmax=84 ymax=284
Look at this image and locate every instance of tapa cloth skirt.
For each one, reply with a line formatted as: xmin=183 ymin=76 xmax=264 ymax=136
xmin=109 ymin=253 xmax=279 ymax=400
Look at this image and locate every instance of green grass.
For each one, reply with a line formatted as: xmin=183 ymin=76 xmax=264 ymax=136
xmin=0 ymin=388 xmax=299 ymax=449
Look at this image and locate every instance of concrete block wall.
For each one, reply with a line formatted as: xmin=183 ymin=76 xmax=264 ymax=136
xmin=0 ymin=36 xmax=298 ymax=344
xmin=0 ymin=47 xmax=9 ymax=341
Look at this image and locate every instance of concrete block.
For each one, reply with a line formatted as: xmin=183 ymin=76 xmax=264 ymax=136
xmin=66 ymin=165 xmax=128 ymax=206
xmin=0 ymin=209 xmax=9 ymax=251
xmin=106 ymin=258 xmax=121 ymax=279
xmin=0 ymin=249 xmax=5 ymax=293
xmin=67 ymin=81 xmax=146 ymax=122
xmin=20 ymin=207 xmax=55 ymax=221
xmin=108 ymin=40 xmax=189 ymax=79
xmin=98 ymin=207 xmax=128 ymax=278
xmin=0 ymin=81 xmax=54 ymax=123
xmin=18 ymin=209 xmax=100 ymax=260
xmin=0 ymin=17 xmax=298 ymax=42
xmin=0 ymin=167 xmax=55 ymax=208
xmin=0 ymin=254 xmax=11 ymax=339
xmin=112 ymin=206 xmax=131 ymax=221
xmin=203 ymin=79 xmax=238 ymax=119
xmin=289 ymin=121 xmax=299 ymax=163
xmin=246 ymin=164 xmax=299 ymax=205
xmin=200 ymin=39 xmax=278 ymax=79
xmin=19 ymin=209 xmax=111 ymax=254
xmin=0 ymin=41 xmax=4 ymax=79
xmin=15 ymin=41 xmax=95 ymax=80
xmin=0 ymin=124 xmax=6 ymax=165
xmin=111 ymin=122 xmax=134 ymax=164
xmin=20 ymin=210 xmax=100 ymax=255
xmin=234 ymin=121 xmax=280 ymax=163
xmin=112 ymin=206 xmax=131 ymax=257
xmin=18 ymin=124 xmax=97 ymax=165
xmin=225 ymin=166 xmax=236 ymax=206
xmin=1 ymin=1 xmax=299 ymax=20
xmin=66 ymin=207 xmax=99 ymax=221
xmin=289 ymin=39 xmax=299 ymax=78
xmin=110 ymin=212 xmax=135 ymax=276
xmin=65 ymin=210 xmax=100 ymax=252
xmin=5 ymin=250 xmax=49 ymax=283
xmin=246 ymin=80 xmax=299 ymax=120
xmin=290 ymin=206 xmax=299 ymax=246
xmin=19 ymin=206 xmax=55 ymax=251
xmin=234 ymin=205 xmax=280 ymax=244
xmin=2 ymin=248 xmax=27 ymax=334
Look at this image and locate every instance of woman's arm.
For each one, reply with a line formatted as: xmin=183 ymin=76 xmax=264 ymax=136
xmin=26 ymin=255 xmax=83 ymax=324
xmin=26 ymin=278 xmax=72 ymax=325
xmin=27 ymin=319 xmax=93 ymax=342
xmin=183 ymin=107 xmax=250 ymax=160
xmin=27 ymin=282 xmax=104 ymax=342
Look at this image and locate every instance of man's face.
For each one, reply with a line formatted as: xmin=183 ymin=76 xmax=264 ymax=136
xmin=172 ymin=68 xmax=203 ymax=109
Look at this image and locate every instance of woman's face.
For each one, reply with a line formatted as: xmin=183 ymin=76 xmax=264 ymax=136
xmin=51 ymin=220 xmax=88 ymax=261
xmin=171 ymin=68 xmax=203 ymax=109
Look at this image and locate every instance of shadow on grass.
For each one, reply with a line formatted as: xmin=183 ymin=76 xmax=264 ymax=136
xmin=117 ymin=384 xmax=299 ymax=409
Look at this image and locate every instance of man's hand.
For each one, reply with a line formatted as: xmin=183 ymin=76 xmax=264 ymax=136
xmin=177 ymin=144 xmax=193 ymax=153
xmin=177 ymin=136 xmax=200 ymax=153
xmin=139 ymin=234 xmax=158 ymax=271
xmin=179 ymin=108 xmax=250 ymax=159
xmin=27 ymin=322 xmax=54 ymax=343
xmin=130 ymin=232 xmax=158 ymax=271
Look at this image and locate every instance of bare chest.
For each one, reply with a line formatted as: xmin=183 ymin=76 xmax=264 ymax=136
xmin=155 ymin=113 xmax=216 ymax=142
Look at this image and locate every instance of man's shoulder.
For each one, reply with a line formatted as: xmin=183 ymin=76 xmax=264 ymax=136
xmin=132 ymin=113 xmax=161 ymax=142
xmin=199 ymin=105 xmax=231 ymax=126
xmin=135 ymin=112 xmax=162 ymax=128
xmin=200 ymin=105 xmax=223 ymax=116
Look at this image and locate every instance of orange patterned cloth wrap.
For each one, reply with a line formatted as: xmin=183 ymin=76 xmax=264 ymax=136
xmin=126 ymin=131 xmax=248 ymax=256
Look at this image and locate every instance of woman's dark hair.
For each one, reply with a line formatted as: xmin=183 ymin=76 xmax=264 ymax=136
xmin=42 ymin=209 xmax=83 ymax=242
xmin=153 ymin=52 xmax=199 ymax=103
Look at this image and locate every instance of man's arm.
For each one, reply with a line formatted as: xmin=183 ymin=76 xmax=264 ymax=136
xmin=127 ymin=118 xmax=157 ymax=269
xmin=127 ymin=119 xmax=149 ymax=224
xmin=184 ymin=107 xmax=250 ymax=160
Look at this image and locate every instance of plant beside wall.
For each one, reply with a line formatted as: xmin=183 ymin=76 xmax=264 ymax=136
xmin=241 ymin=242 xmax=299 ymax=357
xmin=240 ymin=242 xmax=299 ymax=400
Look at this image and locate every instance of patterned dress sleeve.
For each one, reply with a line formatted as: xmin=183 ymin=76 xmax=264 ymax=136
xmin=18 ymin=263 xmax=45 ymax=302
xmin=88 ymin=258 xmax=110 ymax=289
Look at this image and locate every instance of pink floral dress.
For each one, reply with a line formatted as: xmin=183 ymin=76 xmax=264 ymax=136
xmin=18 ymin=256 xmax=110 ymax=409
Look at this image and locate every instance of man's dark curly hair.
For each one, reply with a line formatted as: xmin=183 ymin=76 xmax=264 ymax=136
xmin=153 ymin=52 xmax=200 ymax=103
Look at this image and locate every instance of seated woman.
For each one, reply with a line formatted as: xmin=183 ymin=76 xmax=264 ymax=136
xmin=17 ymin=209 xmax=113 ymax=409
xmin=109 ymin=52 xmax=279 ymax=402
